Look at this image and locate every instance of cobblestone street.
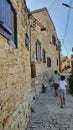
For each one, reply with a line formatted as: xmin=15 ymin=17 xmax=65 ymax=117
xmin=26 ymin=83 xmax=73 ymax=130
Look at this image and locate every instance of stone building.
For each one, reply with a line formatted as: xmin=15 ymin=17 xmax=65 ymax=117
xmin=0 ymin=1 xmax=61 ymax=130
xmin=61 ymin=56 xmax=71 ymax=72
xmin=0 ymin=0 xmax=33 ymax=130
xmin=29 ymin=8 xmax=61 ymax=96
xmin=31 ymin=8 xmax=60 ymax=73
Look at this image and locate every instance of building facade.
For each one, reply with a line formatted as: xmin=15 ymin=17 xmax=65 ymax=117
xmin=30 ymin=8 xmax=61 ymax=93
xmin=0 ymin=0 xmax=33 ymax=130
xmin=61 ymin=56 xmax=71 ymax=72
xmin=0 ymin=1 xmax=61 ymax=130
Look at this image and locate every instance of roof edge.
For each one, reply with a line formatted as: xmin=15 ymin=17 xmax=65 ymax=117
xmin=31 ymin=7 xmax=47 ymax=14
xmin=31 ymin=7 xmax=56 ymax=34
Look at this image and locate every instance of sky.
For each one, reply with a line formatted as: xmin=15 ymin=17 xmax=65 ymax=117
xmin=26 ymin=0 xmax=73 ymax=58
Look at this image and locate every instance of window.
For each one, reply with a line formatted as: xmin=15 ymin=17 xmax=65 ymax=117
xmin=36 ymin=40 xmax=41 ymax=62
xmin=25 ymin=33 xmax=29 ymax=49
xmin=0 ymin=0 xmax=17 ymax=47
xmin=47 ymin=57 xmax=51 ymax=67
xmin=56 ymin=44 xmax=58 ymax=50
xmin=57 ymin=59 xmax=58 ymax=66
xmin=31 ymin=62 xmax=36 ymax=78
xmin=43 ymin=49 xmax=46 ymax=63
xmin=52 ymin=35 xmax=56 ymax=46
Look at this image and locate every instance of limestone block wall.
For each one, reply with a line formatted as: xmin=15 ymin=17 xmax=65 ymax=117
xmin=30 ymin=22 xmax=43 ymax=96
xmin=30 ymin=15 xmax=58 ymax=97
xmin=29 ymin=8 xmax=60 ymax=97
xmin=32 ymin=9 xmax=59 ymax=72
xmin=0 ymin=1 xmax=33 ymax=130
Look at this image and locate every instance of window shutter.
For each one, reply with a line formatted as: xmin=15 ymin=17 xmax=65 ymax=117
xmin=0 ymin=0 xmax=3 ymax=22
xmin=5 ymin=0 xmax=11 ymax=30
xmin=47 ymin=57 xmax=51 ymax=67
xmin=49 ymin=58 xmax=51 ymax=67
xmin=0 ymin=0 xmax=11 ymax=39
xmin=36 ymin=40 xmax=41 ymax=61
xmin=0 ymin=0 xmax=17 ymax=47
xmin=31 ymin=63 xmax=36 ymax=78
xmin=43 ymin=50 xmax=46 ymax=63
xmin=47 ymin=57 xmax=48 ymax=66
xmin=25 ymin=33 xmax=29 ymax=48
xmin=36 ymin=42 xmax=38 ymax=60
xmin=1 ymin=0 xmax=5 ymax=23
xmin=0 ymin=0 xmax=11 ymax=30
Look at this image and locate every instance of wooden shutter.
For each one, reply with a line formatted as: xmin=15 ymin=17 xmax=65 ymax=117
xmin=47 ymin=57 xmax=51 ymax=67
xmin=47 ymin=57 xmax=49 ymax=67
xmin=31 ymin=62 xmax=36 ymax=78
xmin=43 ymin=50 xmax=46 ymax=63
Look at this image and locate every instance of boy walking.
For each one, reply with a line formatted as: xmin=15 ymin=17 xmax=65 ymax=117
xmin=53 ymin=70 xmax=60 ymax=96
xmin=58 ymin=75 xmax=67 ymax=108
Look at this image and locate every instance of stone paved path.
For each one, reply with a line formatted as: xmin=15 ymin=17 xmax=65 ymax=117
xmin=26 ymin=85 xmax=73 ymax=130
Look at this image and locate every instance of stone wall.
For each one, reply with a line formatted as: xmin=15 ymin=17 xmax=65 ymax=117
xmin=32 ymin=8 xmax=59 ymax=73
xmin=30 ymin=8 xmax=60 ymax=97
xmin=0 ymin=2 xmax=61 ymax=130
xmin=0 ymin=1 xmax=33 ymax=130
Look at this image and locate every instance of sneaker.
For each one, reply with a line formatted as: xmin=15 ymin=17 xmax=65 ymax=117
xmin=56 ymin=93 xmax=58 ymax=96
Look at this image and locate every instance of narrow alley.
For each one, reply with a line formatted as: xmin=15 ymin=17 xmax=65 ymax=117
xmin=26 ymin=77 xmax=73 ymax=130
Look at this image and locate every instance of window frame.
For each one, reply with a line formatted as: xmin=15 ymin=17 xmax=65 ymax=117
xmin=0 ymin=0 xmax=17 ymax=48
xmin=36 ymin=40 xmax=41 ymax=62
xmin=43 ymin=49 xmax=46 ymax=63
xmin=25 ymin=33 xmax=29 ymax=50
xmin=52 ymin=35 xmax=56 ymax=46
xmin=31 ymin=62 xmax=36 ymax=78
xmin=57 ymin=59 xmax=58 ymax=66
xmin=47 ymin=57 xmax=51 ymax=67
xmin=56 ymin=44 xmax=58 ymax=50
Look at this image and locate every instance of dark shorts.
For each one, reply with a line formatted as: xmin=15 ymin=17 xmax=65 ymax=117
xmin=54 ymin=83 xmax=59 ymax=90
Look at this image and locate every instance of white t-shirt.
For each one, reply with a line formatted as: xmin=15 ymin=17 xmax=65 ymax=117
xmin=58 ymin=80 xmax=67 ymax=91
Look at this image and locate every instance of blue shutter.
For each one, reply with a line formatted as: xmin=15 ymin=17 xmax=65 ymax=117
xmin=1 ymin=0 xmax=5 ymax=23
xmin=5 ymin=0 xmax=11 ymax=31
xmin=0 ymin=0 xmax=11 ymax=39
xmin=0 ymin=0 xmax=16 ymax=47
xmin=0 ymin=0 xmax=4 ymax=22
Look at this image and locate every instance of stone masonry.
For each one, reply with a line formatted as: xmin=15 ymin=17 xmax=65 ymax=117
xmin=26 ymin=77 xmax=73 ymax=130
xmin=0 ymin=1 xmax=61 ymax=130
xmin=0 ymin=1 xmax=33 ymax=130
xmin=31 ymin=8 xmax=60 ymax=74
xmin=29 ymin=8 xmax=61 ymax=97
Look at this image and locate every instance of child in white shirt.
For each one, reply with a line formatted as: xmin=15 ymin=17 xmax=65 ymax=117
xmin=58 ymin=75 xmax=67 ymax=108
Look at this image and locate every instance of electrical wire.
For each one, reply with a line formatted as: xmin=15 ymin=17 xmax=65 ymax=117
xmin=49 ymin=0 xmax=59 ymax=11
xmin=63 ymin=0 xmax=72 ymax=40
xmin=62 ymin=0 xmax=73 ymax=57
xmin=49 ymin=0 xmax=72 ymax=57
xmin=49 ymin=0 xmax=62 ymax=16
